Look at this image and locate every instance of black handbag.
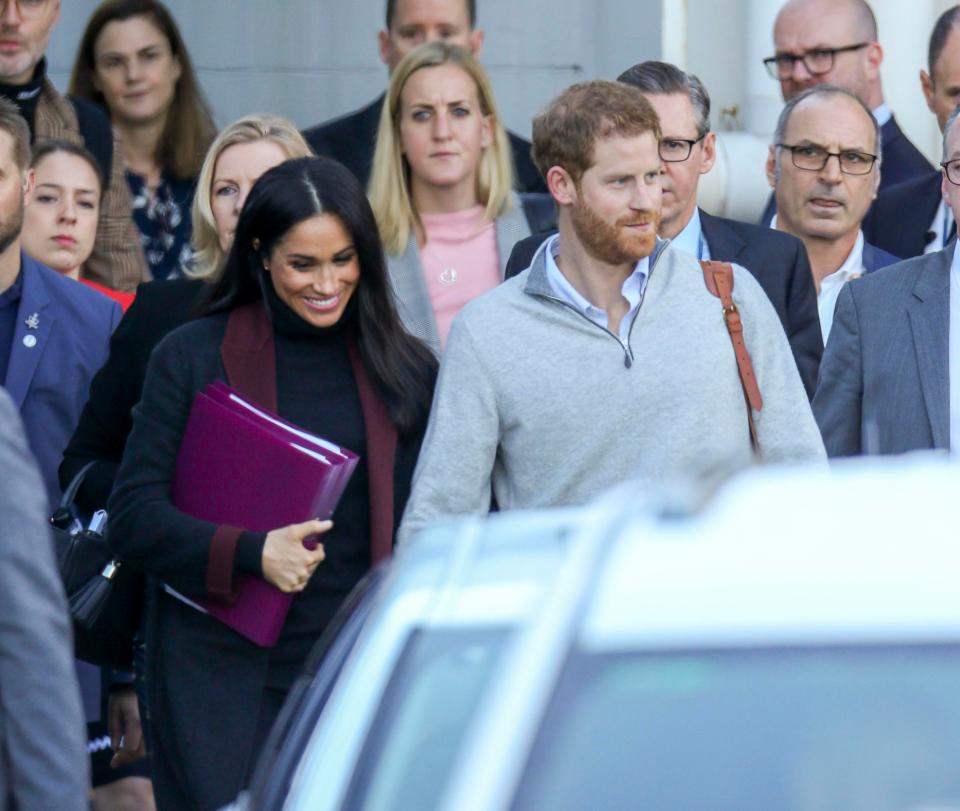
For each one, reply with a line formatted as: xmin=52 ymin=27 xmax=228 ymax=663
xmin=49 ymin=463 xmax=143 ymax=670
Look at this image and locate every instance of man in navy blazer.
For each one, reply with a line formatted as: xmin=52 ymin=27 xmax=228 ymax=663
xmin=863 ymin=7 xmax=960 ymax=259
xmin=0 ymin=101 xmax=120 ymax=507
xmin=506 ymin=61 xmax=822 ymax=397
xmin=813 ymin=105 xmax=960 ymax=455
xmin=302 ymin=0 xmax=545 ymax=193
xmin=759 ymin=0 xmax=932 ymax=225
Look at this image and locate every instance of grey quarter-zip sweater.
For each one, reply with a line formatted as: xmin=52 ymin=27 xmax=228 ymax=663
xmin=398 ymin=238 xmax=826 ymax=543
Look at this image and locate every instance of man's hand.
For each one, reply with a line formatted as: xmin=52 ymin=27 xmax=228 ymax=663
xmin=107 ymin=686 xmax=146 ymax=768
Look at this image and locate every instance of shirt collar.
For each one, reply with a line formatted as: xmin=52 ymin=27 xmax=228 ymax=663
xmin=543 ymin=234 xmax=649 ymax=315
xmin=872 ymin=103 xmax=892 ymax=128
xmin=826 ymin=230 xmax=867 ymax=284
xmin=670 ymin=208 xmax=703 ymax=259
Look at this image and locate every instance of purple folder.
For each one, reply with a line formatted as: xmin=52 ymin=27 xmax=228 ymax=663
xmin=169 ymin=383 xmax=358 ymax=646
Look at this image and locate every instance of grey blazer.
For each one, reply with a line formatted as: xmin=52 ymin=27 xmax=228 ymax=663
xmin=387 ymin=193 xmax=533 ymax=354
xmin=0 ymin=389 xmax=88 ymax=810
xmin=813 ymin=244 xmax=952 ymax=455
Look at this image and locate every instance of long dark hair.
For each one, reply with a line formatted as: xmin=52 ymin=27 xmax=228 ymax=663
xmin=206 ymin=156 xmax=438 ymax=435
xmin=69 ymin=0 xmax=215 ymax=180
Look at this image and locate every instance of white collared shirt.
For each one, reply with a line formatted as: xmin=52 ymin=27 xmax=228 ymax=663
xmin=925 ymin=198 xmax=955 ymax=255
xmin=818 ymin=230 xmax=866 ymax=345
xmin=671 ymin=208 xmax=711 ymax=261
xmin=871 ymin=103 xmax=892 ymax=128
xmin=543 ymin=234 xmax=649 ymax=341
xmin=949 ymin=246 xmax=960 ymax=451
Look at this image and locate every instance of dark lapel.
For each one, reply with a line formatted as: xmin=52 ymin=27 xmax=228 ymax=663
xmin=5 ymin=257 xmax=55 ymax=409
xmin=221 ymin=301 xmax=398 ymax=561
xmin=699 ymin=210 xmax=747 ymax=264
xmin=907 ymin=246 xmax=952 ymax=449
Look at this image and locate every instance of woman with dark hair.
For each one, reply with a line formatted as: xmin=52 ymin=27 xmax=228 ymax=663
xmin=108 ymin=156 xmax=437 ymax=811
xmin=70 ymin=0 xmax=216 ymax=280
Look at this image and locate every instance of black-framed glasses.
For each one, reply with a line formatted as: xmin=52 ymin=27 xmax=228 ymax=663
xmin=941 ymin=159 xmax=960 ymax=186
xmin=763 ymin=43 xmax=870 ymax=80
xmin=659 ymin=133 xmax=707 ymax=163
xmin=777 ymin=143 xmax=877 ymax=175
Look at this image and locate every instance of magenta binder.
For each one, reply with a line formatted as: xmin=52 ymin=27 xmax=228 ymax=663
xmin=169 ymin=383 xmax=358 ymax=646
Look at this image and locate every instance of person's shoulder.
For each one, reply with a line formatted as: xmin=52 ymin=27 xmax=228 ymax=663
xmin=28 ymin=258 xmax=117 ymax=321
xmin=133 ymin=277 xmax=207 ymax=310
xmin=303 ymin=96 xmax=383 ymax=148
xmin=853 ymin=250 xmax=940 ymax=293
xmin=152 ymin=310 xmax=229 ymax=361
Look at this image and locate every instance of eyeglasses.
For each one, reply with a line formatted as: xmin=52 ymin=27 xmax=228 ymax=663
xmin=763 ymin=43 xmax=870 ymax=80
xmin=0 ymin=0 xmax=50 ymax=19
xmin=941 ymin=159 xmax=960 ymax=186
xmin=777 ymin=143 xmax=878 ymax=175
xmin=659 ymin=133 xmax=707 ymax=163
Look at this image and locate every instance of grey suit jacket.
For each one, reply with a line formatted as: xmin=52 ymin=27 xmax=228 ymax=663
xmin=387 ymin=194 xmax=533 ymax=354
xmin=0 ymin=389 xmax=88 ymax=809
xmin=813 ymin=245 xmax=952 ymax=455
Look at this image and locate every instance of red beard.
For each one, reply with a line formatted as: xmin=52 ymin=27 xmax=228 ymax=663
xmin=570 ymin=195 xmax=660 ymax=266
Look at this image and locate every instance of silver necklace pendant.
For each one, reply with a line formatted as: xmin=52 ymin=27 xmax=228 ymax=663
xmin=438 ymin=268 xmax=458 ymax=285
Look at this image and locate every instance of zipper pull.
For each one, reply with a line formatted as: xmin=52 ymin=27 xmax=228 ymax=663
xmin=623 ymin=352 xmax=632 ymax=369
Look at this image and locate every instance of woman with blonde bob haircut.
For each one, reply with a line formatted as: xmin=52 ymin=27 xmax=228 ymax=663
xmin=369 ymin=42 xmax=554 ymax=354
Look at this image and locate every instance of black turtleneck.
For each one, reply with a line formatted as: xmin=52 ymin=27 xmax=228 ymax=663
xmin=0 ymin=58 xmax=47 ymax=139
xmin=252 ymin=278 xmax=371 ymax=687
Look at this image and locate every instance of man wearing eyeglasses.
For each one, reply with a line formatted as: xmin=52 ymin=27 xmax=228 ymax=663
xmin=863 ymin=6 xmax=960 ymax=260
xmin=812 ymin=104 xmax=960 ymax=456
xmin=767 ymin=85 xmax=899 ymax=344
xmin=0 ymin=0 xmax=144 ymax=292
xmin=759 ymin=0 xmax=932 ymax=225
xmin=504 ymin=61 xmax=823 ymax=396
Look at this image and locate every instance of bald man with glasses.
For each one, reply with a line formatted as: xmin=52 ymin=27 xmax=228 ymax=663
xmin=767 ymin=85 xmax=899 ymax=344
xmin=760 ymin=0 xmax=932 ymax=225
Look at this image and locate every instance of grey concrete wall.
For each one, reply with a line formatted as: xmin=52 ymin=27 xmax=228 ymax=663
xmin=46 ymin=0 xmax=663 ymax=139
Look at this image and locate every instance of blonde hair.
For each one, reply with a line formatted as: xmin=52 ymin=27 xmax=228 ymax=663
xmin=368 ymin=42 xmax=514 ymax=256
xmin=185 ymin=114 xmax=313 ymax=281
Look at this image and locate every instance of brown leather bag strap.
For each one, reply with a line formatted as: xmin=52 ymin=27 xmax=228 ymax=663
xmin=699 ymin=260 xmax=762 ymax=450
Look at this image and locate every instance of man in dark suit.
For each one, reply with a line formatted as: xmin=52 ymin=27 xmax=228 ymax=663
xmin=813 ymin=105 xmax=960 ymax=455
xmin=759 ymin=0 xmax=932 ymax=224
xmin=303 ymin=0 xmax=545 ymax=193
xmin=0 ymin=100 xmax=120 ymax=507
xmin=506 ymin=61 xmax=822 ymax=397
xmin=766 ymin=85 xmax=899 ymax=347
xmin=863 ymin=6 xmax=960 ymax=259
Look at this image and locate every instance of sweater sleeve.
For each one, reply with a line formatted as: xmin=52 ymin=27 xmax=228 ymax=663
xmin=107 ymin=331 xmax=264 ymax=599
xmin=398 ymin=316 xmax=500 ymax=544
xmin=734 ymin=265 xmax=827 ymax=463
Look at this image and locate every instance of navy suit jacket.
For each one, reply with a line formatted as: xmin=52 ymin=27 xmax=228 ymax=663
xmin=759 ymin=113 xmax=933 ymax=226
xmin=504 ymin=210 xmax=824 ymax=397
xmin=862 ymin=241 xmax=901 ymax=273
xmin=862 ymin=170 xmax=942 ymax=260
xmin=303 ymin=94 xmax=547 ymax=194
xmin=2 ymin=255 xmax=121 ymax=507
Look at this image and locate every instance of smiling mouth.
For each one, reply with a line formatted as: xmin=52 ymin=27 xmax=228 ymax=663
xmin=303 ymin=293 xmax=341 ymax=312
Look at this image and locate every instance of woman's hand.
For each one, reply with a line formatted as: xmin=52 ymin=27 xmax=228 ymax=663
xmin=262 ymin=519 xmax=331 ymax=593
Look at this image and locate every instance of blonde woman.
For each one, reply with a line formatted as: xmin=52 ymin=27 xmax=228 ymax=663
xmin=369 ymin=42 xmax=554 ymax=353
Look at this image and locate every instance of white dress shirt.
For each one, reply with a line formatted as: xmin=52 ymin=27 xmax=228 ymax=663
xmin=949 ymin=246 xmax=960 ymax=451
xmin=871 ymin=103 xmax=892 ymax=128
xmin=925 ymin=198 xmax=955 ymax=255
xmin=543 ymin=234 xmax=649 ymax=341
xmin=818 ymin=231 xmax=867 ymax=345
xmin=670 ymin=208 xmax=711 ymax=261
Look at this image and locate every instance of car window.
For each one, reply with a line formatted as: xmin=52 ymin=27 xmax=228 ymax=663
xmin=341 ymin=627 xmax=509 ymax=811
xmin=511 ymin=644 xmax=960 ymax=811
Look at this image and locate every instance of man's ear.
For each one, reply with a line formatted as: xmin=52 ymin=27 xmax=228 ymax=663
xmin=921 ymin=68 xmax=936 ymax=115
xmin=21 ymin=167 xmax=34 ymax=202
xmin=699 ymin=131 xmax=717 ymax=175
xmin=546 ymin=165 xmax=576 ymax=206
xmin=377 ymin=29 xmax=392 ymax=68
xmin=765 ymin=144 xmax=777 ymax=189
xmin=467 ymin=27 xmax=485 ymax=58
xmin=863 ymin=41 xmax=883 ymax=82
